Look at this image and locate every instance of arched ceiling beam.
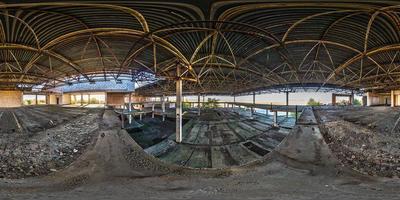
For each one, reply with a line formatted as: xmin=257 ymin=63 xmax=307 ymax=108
xmin=0 ymin=2 xmax=149 ymax=32
xmin=322 ymin=44 xmax=400 ymax=86
xmin=0 ymin=43 xmax=91 ymax=81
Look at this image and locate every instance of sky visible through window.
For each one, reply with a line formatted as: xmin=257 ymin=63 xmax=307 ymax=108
xmin=169 ymin=92 xmax=362 ymax=105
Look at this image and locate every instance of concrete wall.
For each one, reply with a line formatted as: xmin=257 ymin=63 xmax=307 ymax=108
xmin=47 ymin=94 xmax=61 ymax=105
xmin=389 ymin=90 xmax=400 ymax=107
xmin=366 ymin=92 xmax=390 ymax=106
xmin=131 ymin=95 xmax=149 ymax=103
xmin=106 ymin=92 xmax=126 ymax=106
xmin=0 ymin=91 xmax=23 ymax=108
xmin=62 ymin=94 xmax=71 ymax=105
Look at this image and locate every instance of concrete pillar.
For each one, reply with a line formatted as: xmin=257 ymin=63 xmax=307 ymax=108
xmin=176 ymin=67 xmax=183 ymax=143
xmin=197 ymin=93 xmax=201 ymax=116
xmin=391 ymin=90 xmax=395 ymax=107
xmin=350 ymin=91 xmax=354 ymax=105
xmin=35 ymin=94 xmax=38 ymax=105
xmin=88 ymin=94 xmax=91 ymax=104
xmin=161 ymin=95 xmax=166 ymax=121
xmin=152 ymin=103 xmax=155 ymax=118
xmin=104 ymin=92 xmax=108 ymax=107
xmin=251 ymin=92 xmax=255 ymax=118
xmin=285 ymin=91 xmax=289 ymax=117
xmin=273 ymin=111 xmax=279 ymax=127
xmin=128 ymin=93 xmax=132 ymax=111
xmin=233 ymin=95 xmax=236 ymax=109
xmin=128 ymin=93 xmax=132 ymax=124
xmin=366 ymin=92 xmax=372 ymax=106
xmin=332 ymin=93 xmax=336 ymax=106
xmin=80 ymin=93 xmax=83 ymax=106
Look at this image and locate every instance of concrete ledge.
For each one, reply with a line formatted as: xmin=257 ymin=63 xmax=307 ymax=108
xmin=296 ymin=107 xmax=317 ymax=125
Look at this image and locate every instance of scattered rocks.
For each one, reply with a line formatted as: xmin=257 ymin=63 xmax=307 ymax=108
xmin=316 ymin=108 xmax=400 ymax=178
xmin=0 ymin=108 xmax=101 ymax=179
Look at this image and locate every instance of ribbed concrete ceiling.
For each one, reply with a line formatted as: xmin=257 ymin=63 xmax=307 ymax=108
xmin=0 ymin=1 xmax=400 ymax=94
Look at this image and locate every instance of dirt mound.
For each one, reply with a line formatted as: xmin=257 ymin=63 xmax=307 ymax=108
xmin=275 ymin=107 xmax=339 ymax=174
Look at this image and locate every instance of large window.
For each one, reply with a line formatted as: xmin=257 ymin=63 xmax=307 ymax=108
xmin=23 ymin=95 xmax=46 ymax=105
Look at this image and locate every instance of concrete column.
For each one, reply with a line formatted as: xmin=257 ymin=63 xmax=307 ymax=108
xmin=366 ymin=92 xmax=372 ymax=106
xmin=176 ymin=66 xmax=183 ymax=143
xmin=105 ymin=92 xmax=108 ymax=107
xmin=162 ymin=95 xmax=166 ymax=121
xmin=251 ymin=92 xmax=255 ymax=118
xmin=197 ymin=93 xmax=201 ymax=116
xmin=273 ymin=111 xmax=278 ymax=127
xmin=152 ymin=103 xmax=155 ymax=118
xmin=391 ymin=90 xmax=395 ymax=107
xmin=35 ymin=94 xmax=38 ymax=105
xmin=88 ymin=94 xmax=91 ymax=105
xmin=286 ymin=91 xmax=289 ymax=117
xmin=350 ymin=91 xmax=354 ymax=105
xmin=233 ymin=95 xmax=236 ymax=109
xmin=80 ymin=93 xmax=83 ymax=106
xmin=332 ymin=94 xmax=336 ymax=106
xmin=128 ymin=93 xmax=132 ymax=111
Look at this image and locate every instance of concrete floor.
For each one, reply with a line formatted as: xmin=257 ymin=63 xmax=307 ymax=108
xmin=1 ymin=107 xmax=399 ymax=200
xmin=142 ymin=108 xmax=295 ymax=168
xmin=1 ymin=105 xmax=399 ymax=199
xmin=0 ymin=106 xmax=88 ymax=134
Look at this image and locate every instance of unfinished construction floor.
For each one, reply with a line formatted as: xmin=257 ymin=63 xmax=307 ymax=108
xmin=142 ymin=108 xmax=294 ymax=168
xmin=0 ymin=106 xmax=399 ymax=200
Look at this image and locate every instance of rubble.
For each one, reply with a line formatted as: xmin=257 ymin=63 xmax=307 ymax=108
xmin=315 ymin=107 xmax=400 ymax=178
xmin=0 ymin=108 xmax=101 ymax=179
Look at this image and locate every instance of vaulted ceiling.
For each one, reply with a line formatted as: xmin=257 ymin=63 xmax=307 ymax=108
xmin=1 ymin=1 xmax=400 ymax=95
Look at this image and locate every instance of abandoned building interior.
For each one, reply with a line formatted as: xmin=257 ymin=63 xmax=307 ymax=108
xmin=1 ymin=1 xmax=400 ymax=199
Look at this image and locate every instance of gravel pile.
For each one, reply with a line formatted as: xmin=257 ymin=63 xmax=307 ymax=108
xmin=316 ymin=109 xmax=400 ymax=178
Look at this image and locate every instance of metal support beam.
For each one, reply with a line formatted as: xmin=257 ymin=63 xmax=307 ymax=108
xmin=35 ymin=94 xmax=38 ymax=105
